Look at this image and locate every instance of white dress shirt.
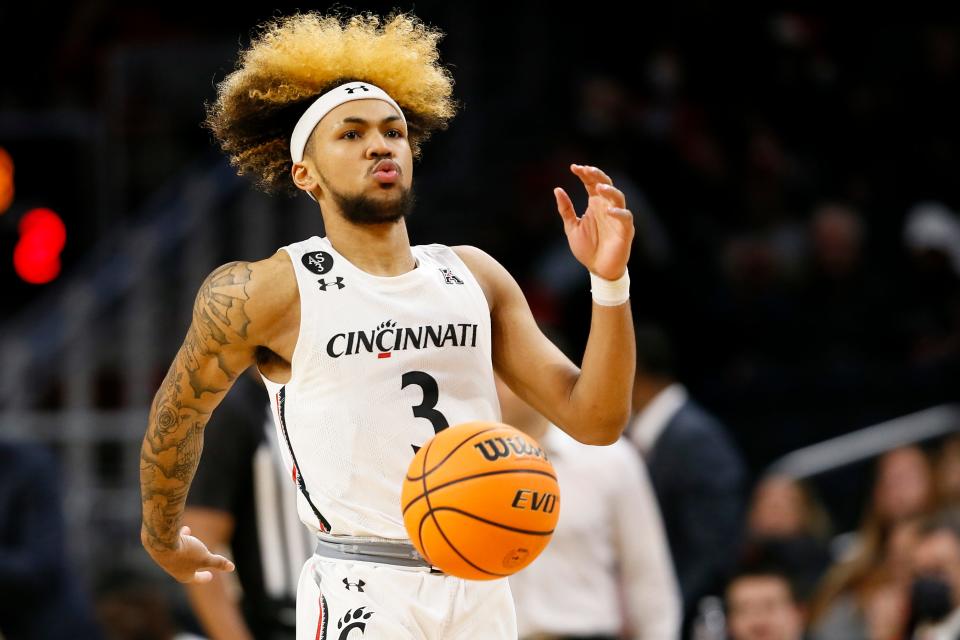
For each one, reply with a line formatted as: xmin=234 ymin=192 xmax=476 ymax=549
xmin=628 ymin=383 xmax=688 ymax=456
xmin=509 ymin=425 xmax=682 ymax=639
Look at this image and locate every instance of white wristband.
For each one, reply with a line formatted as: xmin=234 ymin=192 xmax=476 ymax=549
xmin=590 ymin=268 xmax=630 ymax=306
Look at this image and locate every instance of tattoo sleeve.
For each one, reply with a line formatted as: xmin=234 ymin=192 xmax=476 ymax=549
xmin=140 ymin=261 xmax=253 ymax=551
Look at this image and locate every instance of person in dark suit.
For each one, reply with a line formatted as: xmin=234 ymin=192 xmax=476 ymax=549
xmin=626 ymin=323 xmax=747 ymax=636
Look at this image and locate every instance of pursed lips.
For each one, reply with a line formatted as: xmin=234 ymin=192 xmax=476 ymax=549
xmin=372 ymin=160 xmax=399 ymax=174
xmin=371 ymin=160 xmax=400 ymax=184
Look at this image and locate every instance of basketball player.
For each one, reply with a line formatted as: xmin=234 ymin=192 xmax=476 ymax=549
xmin=139 ymin=12 xmax=635 ymax=639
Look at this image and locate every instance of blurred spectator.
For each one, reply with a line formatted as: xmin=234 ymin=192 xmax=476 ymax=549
xmin=935 ymin=434 xmax=960 ymax=506
xmin=809 ymin=203 xmax=865 ymax=281
xmin=626 ymin=323 xmax=747 ymax=635
xmin=499 ymin=375 xmax=681 ymax=639
xmin=904 ymin=202 xmax=960 ymax=279
xmin=707 ymin=230 xmax=802 ymax=431
xmin=795 ymin=203 xmax=892 ymax=412
xmin=725 ymin=566 xmax=805 ymax=640
xmin=748 ymin=474 xmax=831 ymax=541
xmin=183 ymin=370 xmax=312 ymax=640
xmin=809 ymin=446 xmax=936 ymax=640
xmin=742 ymin=474 xmax=833 ymax=602
xmin=872 ymin=518 xmax=924 ymax=637
xmin=906 ymin=508 xmax=960 ymax=639
xmin=870 ymin=447 xmax=937 ymax=525
xmin=800 ymin=203 xmax=879 ymax=345
xmin=900 ymin=202 xmax=960 ymax=371
xmin=0 ymin=441 xmax=102 ymax=639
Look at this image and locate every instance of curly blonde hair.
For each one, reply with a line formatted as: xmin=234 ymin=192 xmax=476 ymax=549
xmin=203 ymin=11 xmax=458 ymax=196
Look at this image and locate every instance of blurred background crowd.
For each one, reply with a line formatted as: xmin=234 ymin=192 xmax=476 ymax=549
xmin=2 ymin=4 xmax=960 ymax=639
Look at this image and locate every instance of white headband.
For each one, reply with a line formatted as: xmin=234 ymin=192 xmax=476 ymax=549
xmin=289 ymin=81 xmax=407 ymax=164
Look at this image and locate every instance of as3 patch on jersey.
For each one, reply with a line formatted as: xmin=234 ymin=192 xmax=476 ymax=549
xmin=302 ymin=251 xmax=334 ymax=275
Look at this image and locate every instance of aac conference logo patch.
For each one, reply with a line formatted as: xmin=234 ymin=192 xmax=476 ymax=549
xmin=302 ymin=251 xmax=334 ymax=275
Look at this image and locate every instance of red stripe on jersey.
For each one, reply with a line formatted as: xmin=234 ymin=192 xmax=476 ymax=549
xmin=378 ymin=352 xmax=391 ymax=359
xmin=314 ymin=594 xmax=325 ymax=640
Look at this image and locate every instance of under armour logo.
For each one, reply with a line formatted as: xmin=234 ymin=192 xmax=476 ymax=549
xmin=318 ymin=277 xmax=345 ymax=291
xmin=343 ymin=578 xmax=366 ymax=592
xmin=439 ymin=268 xmax=464 ymax=285
xmin=345 ymin=84 xmax=370 ymax=94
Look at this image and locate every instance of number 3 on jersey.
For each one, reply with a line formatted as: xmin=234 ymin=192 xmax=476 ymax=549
xmin=402 ymin=371 xmax=449 ymax=451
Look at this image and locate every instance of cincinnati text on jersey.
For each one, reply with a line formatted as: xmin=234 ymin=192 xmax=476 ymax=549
xmin=325 ymin=320 xmax=480 ymax=359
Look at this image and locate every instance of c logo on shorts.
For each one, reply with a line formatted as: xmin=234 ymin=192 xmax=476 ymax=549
xmin=336 ymin=606 xmax=375 ymax=639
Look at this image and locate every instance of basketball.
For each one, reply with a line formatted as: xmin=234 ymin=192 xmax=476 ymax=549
xmin=400 ymin=421 xmax=560 ymax=580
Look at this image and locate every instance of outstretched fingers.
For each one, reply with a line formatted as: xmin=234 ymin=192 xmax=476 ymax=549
xmin=207 ymin=553 xmax=236 ymax=572
xmin=571 ymin=164 xmax=613 ymax=196
xmin=554 ymin=187 xmax=578 ymax=229
xmin=181 ymin=553 xmax=235 ymax=583
xmin=178 ymin=523 xmax=236 ymax=582
xmin=596 ymin=183 xmax=626 ymax=209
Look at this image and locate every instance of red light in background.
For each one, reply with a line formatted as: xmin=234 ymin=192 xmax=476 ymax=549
xmin=18 ymin=208 xmax=66 ymax=252
xmin=0 ymin=147 xmax=13 ymax=215
xmin=14 ymin=208 xmax=66 ymax=285
xmin=14 ymin=237 xmax=61 ymax=284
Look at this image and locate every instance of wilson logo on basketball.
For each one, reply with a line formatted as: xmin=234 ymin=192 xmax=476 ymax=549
xmin=401 ymin=422 xmax=560 ymax=580
xmin=511 ymin=489 xmax=558 ymax=513
xmin=473 ymin=436 xmax=547 ymax=462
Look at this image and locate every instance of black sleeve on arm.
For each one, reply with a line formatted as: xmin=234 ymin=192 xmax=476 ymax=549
xmin=186 ymin=377 xmax=262 ymax=513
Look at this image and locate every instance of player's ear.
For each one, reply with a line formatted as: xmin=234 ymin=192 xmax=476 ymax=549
xmin=291 ymin=161 xmax=320 ymax=195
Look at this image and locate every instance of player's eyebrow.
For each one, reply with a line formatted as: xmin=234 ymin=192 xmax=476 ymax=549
xmin=338 ymin=115 xmax=403 ymax=126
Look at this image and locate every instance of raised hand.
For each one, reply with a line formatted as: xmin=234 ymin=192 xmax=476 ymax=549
xmin=554 ymin=164 xmax=634 ymax=280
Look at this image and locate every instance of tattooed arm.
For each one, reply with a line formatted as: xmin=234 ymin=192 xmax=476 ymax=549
xmin=140 ymin=255 xmax=297 ymax=583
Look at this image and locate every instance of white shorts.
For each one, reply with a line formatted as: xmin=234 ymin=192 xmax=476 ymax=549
xmin=296 ymin=554 xmax=517 ymax=639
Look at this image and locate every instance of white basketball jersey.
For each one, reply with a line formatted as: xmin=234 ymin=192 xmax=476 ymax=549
xmin=260 ymin=235 xmax=500 ymax=540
